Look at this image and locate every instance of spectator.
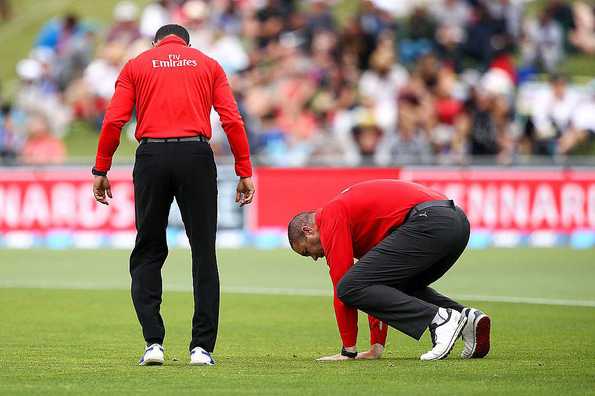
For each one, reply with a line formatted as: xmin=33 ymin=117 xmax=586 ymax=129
xmin=489 ymin=46 xmax=518 ymax=85
xmin=21 ymin=113 xmax=66 ymax=165
xmin=351 ymin=114 xmax=384 ymax=165
xmin=254 ymin=110 xmax=291 ymax=166
xmin=5 ymin=0 xmax=594 ymax=167
xmin=360 ymin=40 xmax=408 ymax=98
xmin=399 ymin=6 xmax=436 ymax=64
xmin=547 ymin=0 xmax=576 ymax=36
xmin=484 ymin=0 xmax=524 ymax=40
xmin=36 ymin=13 xmax=84 ymax=53
xmin=340 ymin=15 xmax=375 ymax=70
xmin=140 ymin=0 xmax=171 ymax=38
xmin=432 ymin=0 xmax=469 ymax=30
xmin=559 ymin=80 xmax=595 ymax=154
xmin=569 ymin=2 xmax=595 ymax=55
xmin=521 ymin=9 xmax=564 ymax=73
xmin=254 ymin=0 xmax=293 ymax=50
xmin=414 ymin=52 xmax=441 ymax=91
xmin=330 ymin=84 xmax=362 ymax=165
xmin=357 ymin=0 xmax=389 ymax=40
xmin=305 ymin=0 xmax=335 ymax=45
xmin=183 ymin=0 xmax=212 ymax=51
xmin=106 ymin=1 xmax=142 ymax=46
xmin=308 ymin=91 xmax=349 ymax=165
xmin=359 ymin=44 xmax=408 ymax=132
xmin=463 ymin=3 xmax=505 ymax=68
xmin=529 ymin=74 xmax=582 ymax=155
xmin=36 ymin=13 xmax=95 ymax=90
xmin=84 ymin=43 xmax=126 ymax=102
xmin=213 ymin=0 xmax=243 ymax=36
xmin=433 ymin=0 xmax=469 ymax=69
xmin=64 ymin=42 xmax=127 ymax=126
xmin=389 ymin=127 xmax=432 ymax=166
xmin=207 ymin=28 xmax=250 ymax=75
xmin=15 ymin=58 xmax=72 ymax=137
xmin=458 ymin=69 xmax=515 ymax=164
xmin=382 ymin=97 xmax=433 ymax=165
xmin=431 ymin=68 xmax=464 ymax=155
xmin=0 ymin=103 xmax=25 ymax=165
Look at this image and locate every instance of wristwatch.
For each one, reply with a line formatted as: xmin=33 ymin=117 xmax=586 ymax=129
xmin=92 ymin=167 xmax=107 ymax=177
xmin=340 ymin=347 xmax=357 ymax=359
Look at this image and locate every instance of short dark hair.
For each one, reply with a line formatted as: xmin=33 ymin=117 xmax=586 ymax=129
xmin=63 ymin=13 xmax=79 ymax=31
xmin=154 ymin=24 xmax=190 ymax=44
xmin=288 ymin=211 xmax=315 ymax=246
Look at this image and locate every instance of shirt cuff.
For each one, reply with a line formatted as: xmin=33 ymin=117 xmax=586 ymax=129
xmin=340 ymin=332 xmax=357 ymax=348
xmin=94 ymin=155 xmax=113 ymax=173
xmin=370 ymin=331 xmax=387 ymax=346
xmin=235 ymin=159 xmax=253 ymax=178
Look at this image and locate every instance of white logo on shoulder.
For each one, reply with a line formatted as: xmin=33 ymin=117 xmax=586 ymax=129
xmin=152 ymin=53 xmax=197 ymax=68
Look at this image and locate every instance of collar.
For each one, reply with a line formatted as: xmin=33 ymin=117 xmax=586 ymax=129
xmin=156 ymin=35 xmax=188 ymax=47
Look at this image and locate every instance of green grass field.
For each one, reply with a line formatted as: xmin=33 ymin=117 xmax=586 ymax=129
xmin=0 ymin=248 xmax=594 ymax=395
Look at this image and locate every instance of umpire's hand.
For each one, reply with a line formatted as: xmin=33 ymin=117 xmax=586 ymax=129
xmin=236 ymin=177 xmax=255 ymax=207
xmin=93 ymin=175 xmax=112 ymax=205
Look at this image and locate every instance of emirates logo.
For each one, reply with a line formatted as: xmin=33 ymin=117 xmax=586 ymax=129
xmin=152 ymin=54 xmax=197 ymax=68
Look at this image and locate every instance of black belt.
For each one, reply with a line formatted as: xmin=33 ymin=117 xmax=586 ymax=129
xmin=141 ymin=136 xmax=209 ymax=144
xmin=406 ymin=200 xmax=455 ymax=222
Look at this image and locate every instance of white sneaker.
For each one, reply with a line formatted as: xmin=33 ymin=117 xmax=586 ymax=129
xmin=420 ymin=308 xmax=467 ymax=361
xmin=139 ymin=343 xmax=164 ymax=366
xmin=460 ymin=308 xmax=491 ymax=359
xmin=190 ymin=347 xmax=215 ymax=366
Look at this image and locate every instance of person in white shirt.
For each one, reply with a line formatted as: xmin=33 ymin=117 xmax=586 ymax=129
xmin=521 ymin=10 xmax=564 ymax=73
xmin=139 ymin=0 xmax=171 ymax=38
xmin=359 ymin=45 xmax=408 ymax=134
xmin=432 ymin=0 xmax=469 ymax=27
xmin=530 ymin=74 xmax=581 ymax=155
xmin=559 ymin=81 xmax=595 ymax=154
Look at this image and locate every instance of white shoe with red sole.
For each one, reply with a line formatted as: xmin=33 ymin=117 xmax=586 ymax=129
xmin=461 ymin=308 xmax=491 ymax=358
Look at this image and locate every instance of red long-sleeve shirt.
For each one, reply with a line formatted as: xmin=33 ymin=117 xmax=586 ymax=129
xmin=315 ymin=179 xmax=447 ymax=347
xmin=94 ymin=35 xmax=252 ymax=177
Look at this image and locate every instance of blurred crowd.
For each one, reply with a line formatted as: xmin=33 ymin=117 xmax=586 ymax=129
xmin=1 ymin=0 xmax=595 ymax=166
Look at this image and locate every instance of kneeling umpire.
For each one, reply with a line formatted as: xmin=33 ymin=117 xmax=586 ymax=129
xmin=288 ymin=179 xmax=490 ymax=361
xmin=92 ymin=25 xmax=254 ymax=366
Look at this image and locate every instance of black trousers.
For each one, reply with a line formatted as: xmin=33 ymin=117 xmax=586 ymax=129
xmin=336 ymin=204 xmax=470 ymax=340
xmin=129 ymin=140 xmax=219 ymax=352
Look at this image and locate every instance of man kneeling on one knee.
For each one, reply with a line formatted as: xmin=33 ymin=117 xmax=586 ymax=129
xmin=288 ymin=179 xmax=491 ymax=361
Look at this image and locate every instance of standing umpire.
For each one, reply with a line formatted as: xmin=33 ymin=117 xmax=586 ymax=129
xmin=92 ymin=24 xmax=254 ymax=366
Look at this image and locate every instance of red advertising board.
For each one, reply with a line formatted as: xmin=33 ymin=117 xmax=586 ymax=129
xmin=0 ymin=168 xmax=135 ymax=232
xmin=400 ymin=168 xmax=595 ymax=232
xmin=1 ymin=167 xmax=594 ymax=234
xmin=253 ymin=167 xmax=595 ymax=232
xmin=250 ymin=167 xmax=401 ymax=230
